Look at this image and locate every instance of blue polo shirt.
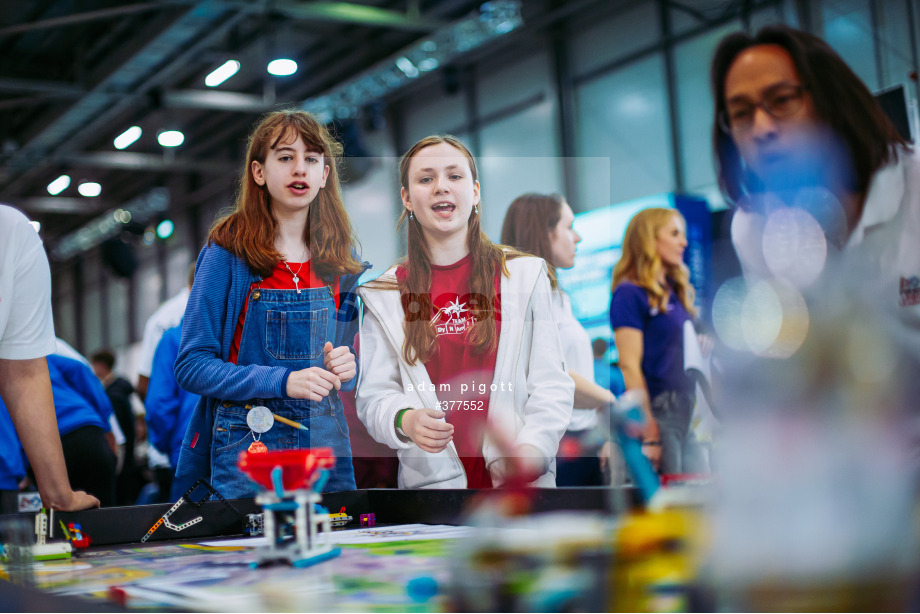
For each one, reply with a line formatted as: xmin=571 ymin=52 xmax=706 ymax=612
xmin=0 ymin=406 xmax=25 ymax=490
xmin=0 ymin=354 xmax=112 ymax=490
xmin=610 ymin=281 xmax=693 ymax=401
xmin=46 ymin=354 xmax=113 ymax=436
xmin=146 ymin=322 xmax=201 ymax=467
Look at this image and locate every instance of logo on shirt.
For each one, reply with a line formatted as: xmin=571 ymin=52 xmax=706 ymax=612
xmin=432 ymin=298 xmax=473 ymax=335
xmin=901 ymin=276 xmax=920 ymax=307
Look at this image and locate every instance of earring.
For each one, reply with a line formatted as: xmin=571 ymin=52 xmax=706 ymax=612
xmin=473 ymin=205 xmax=479 ymax=215
xmin=408 ymin=211 xmax=414 ymax=221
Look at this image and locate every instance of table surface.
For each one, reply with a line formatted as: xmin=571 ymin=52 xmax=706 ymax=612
xmin=1 ymin=487 xmax=622 ymax=612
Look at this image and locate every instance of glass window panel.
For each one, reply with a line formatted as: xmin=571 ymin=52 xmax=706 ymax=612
xmin=823 ymin=0 xmax=879 ymax=89
xmin=401 ymin=87 xmax=466 ymax=146
xmin=108 ymin=276 xmax=129 ymax=350
xmin=135 ymin=249 xmax=162 ymax=340
xmin=478 ymin=100 xmax=563 ymax=239
xmin=341 ymin=129 xmax=401 ymax=276
xmin=670 ymin=4 xmax=703 ymax=37
xmin=167 ymin=245 xmax=193 ymax=298
xmin=570 ymin=2 xmax=659 ymax=78
xmin=876 ymin=0 xmax=914 ymax=90
xmin=750 ymin=5 xmax=787 ymax=30
xmin=675 ymin=23 xmax=741 ymax=196
xmin=575 ymin=55 xmax=674 ymax=207
xmin=84 ymin=282 xmax=101 ymax=355
xmin=478 ymin=50 xmax=550 ymax=118
xmin=53 ymin=266 xmax=76 ymax=348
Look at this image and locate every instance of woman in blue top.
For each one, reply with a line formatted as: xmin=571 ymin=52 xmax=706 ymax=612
xmin=610 ymin=207 xmax=706 ymax=475
xmin=173 ymin=110 xmax=369 ymax=499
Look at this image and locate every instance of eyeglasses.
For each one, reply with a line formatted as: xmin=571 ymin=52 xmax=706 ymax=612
xmin=718 ymin=84 xmax=806 ymax=134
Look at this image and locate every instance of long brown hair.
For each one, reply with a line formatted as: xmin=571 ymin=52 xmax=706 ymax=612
xmin=209 ymin=110 xmax=363 ymax=278
xmin=612 ymin=208 xmax=696 ymax=316
xmin=711 ymin=25 xmax=907 ymax=209
xmin=500 ymin=192 xmax=563 ymax=289
xmin=395 ymin=135 xmax=526 ymax=366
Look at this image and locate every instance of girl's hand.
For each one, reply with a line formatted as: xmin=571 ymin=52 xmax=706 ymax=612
xmin=287 ymin=367 xmax=341 ymax=401
xmin=598 ymin=440 xmax=615 ymax=472
xmin=401 ymin=408 xmax=454 ymax=453
xmin=323 ymin=342 xmax=356 ymax=382
xmin=493 ymin=444 xmax=547 ymax=485
xmin=641 ymin=440 xmax=661 ymax=472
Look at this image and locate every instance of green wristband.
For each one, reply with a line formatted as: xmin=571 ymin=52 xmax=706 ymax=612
xmin=395 ymin=408 xmax=410 ymax=430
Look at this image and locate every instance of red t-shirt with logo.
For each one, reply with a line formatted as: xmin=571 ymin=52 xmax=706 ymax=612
xmin=398 ymin=254 xmax=501 ymax=488
xmin=229 ymin=261 xmax=339 ymax=365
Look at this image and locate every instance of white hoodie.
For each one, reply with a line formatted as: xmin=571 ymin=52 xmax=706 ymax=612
xmin=356 ymin=256 xmax=574 ymax=488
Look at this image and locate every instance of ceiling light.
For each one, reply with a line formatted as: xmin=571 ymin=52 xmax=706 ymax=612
xmin=29 ymin=221 xmax=40 ymax=233
xmin=205 ymin=59 xmax=240 ymax=87
xmin=47 ymin=174 xmax=70 ymax=195
xmin=156 ymin=219 xmax=174 ymax=239
xmin=395 ymin=57 xmax=419 ymax=78
xmin=418 ymin=58 xmax=439 ymax=72
xmin=113 ymin=126 xmax=142 ymax=150
xmin=158 ymin=130 xmax=185 ymax=147
xmin=78 ymin=182 xmax=102 ymax=197
xmin=267 ymin=59 xmax=297 ymax=76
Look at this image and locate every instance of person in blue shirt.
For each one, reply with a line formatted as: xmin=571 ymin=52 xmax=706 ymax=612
xmin=45 ymin=353 xmax=118 ymax=507
xmin=2 ymin=352 xmax=118 ymax=507
xmin=146 ymin=321 xmax=200 ymax=501
xmin=610 ymin=207 xmax=707 ymax=476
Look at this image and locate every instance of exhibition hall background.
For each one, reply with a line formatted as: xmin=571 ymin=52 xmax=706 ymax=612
xmin=45 ymin=0 xmax=919 ymax=364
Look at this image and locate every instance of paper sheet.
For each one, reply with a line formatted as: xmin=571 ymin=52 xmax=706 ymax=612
xmin=200 ymin=523 xmax=476 ymax=548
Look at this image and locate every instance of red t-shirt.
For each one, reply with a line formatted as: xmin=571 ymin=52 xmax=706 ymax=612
xmin=229 ymin=261 xmax=340 ymax=365
xmin=398 ymin=254 xmax=501 ymax=488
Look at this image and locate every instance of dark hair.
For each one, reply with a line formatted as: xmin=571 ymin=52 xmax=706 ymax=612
xmin=591 ymin=338 xmax=608 ymax=358
xmin=500 ymin=192 xmax=564 ymax=289
xmin=711 ymin=24 xmax=907 ymax=207
xmin=90 ymin=350 xmax=115 ymax=370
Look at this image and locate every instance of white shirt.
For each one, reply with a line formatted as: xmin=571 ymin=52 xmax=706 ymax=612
xmin=551 ymin=289 xmax=598 ymax=431
xmin=136 ymin=287 xmax=189 ymax=377
xmin=0 ymin=206 xmax=55 ymax=360
xmin=845 ymin=147 xmax=920 ymax=361
xmin=731 ymin=147 xmax=920 ymax=361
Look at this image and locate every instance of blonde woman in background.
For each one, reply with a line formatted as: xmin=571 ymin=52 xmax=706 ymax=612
xmin=610 ymin=208 xmax=707 ymax=475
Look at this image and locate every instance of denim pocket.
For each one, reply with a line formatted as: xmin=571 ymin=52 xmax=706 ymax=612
xmin=265 ymin=308 xmax=327 ymax=360
xmin=213 ymin=410 xmax=252 ymax=454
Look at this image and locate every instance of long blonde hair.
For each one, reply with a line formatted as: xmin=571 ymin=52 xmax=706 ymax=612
xmin=612 ymin=207 xmax=696 ymax=315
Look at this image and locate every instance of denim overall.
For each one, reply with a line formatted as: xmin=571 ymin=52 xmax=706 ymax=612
xmin=209 ymin=285 xmax=356 ymax=498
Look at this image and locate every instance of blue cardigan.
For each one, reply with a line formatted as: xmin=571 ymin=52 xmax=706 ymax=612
xmin=172 ymin=243 xmax=369 ymax=494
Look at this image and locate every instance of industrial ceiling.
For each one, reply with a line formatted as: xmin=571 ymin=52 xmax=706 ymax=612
xmin=0 ymin=0 xmax=538 ymax=253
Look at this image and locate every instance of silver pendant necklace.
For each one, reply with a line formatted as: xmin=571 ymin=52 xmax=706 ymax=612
xmin=283 ymin=260 xmax=305 ymax=294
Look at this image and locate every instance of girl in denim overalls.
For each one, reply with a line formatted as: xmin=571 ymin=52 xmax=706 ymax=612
xmin=172 ymin=111 xmax=369 ymax=499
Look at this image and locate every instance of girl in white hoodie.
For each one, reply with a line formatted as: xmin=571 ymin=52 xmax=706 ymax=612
xmin=356 ymin=135 xmax=573 ymax=489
